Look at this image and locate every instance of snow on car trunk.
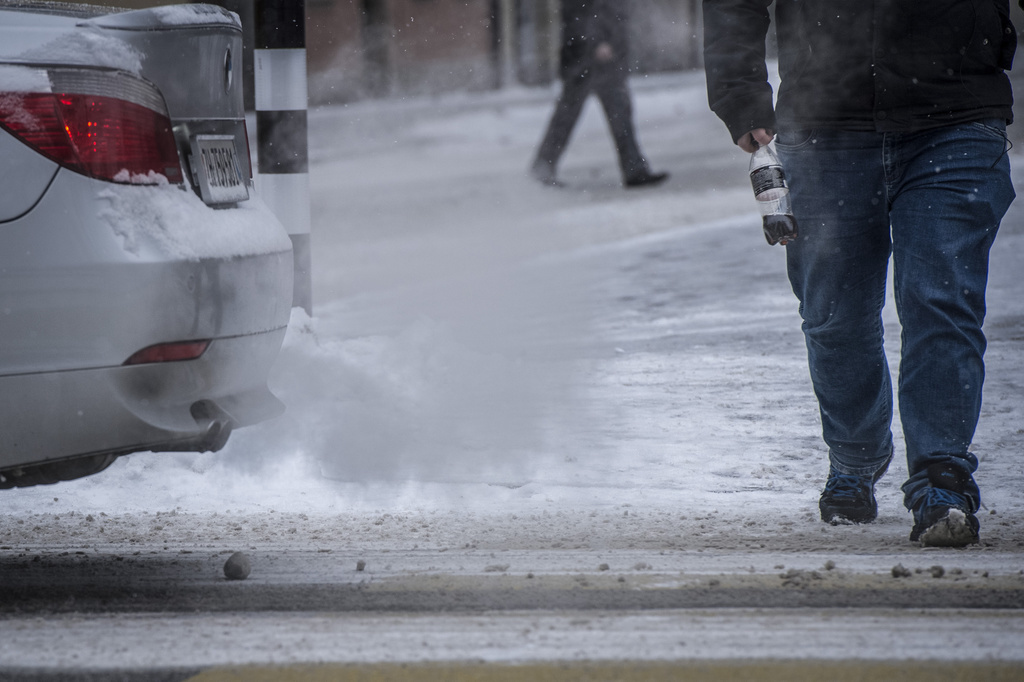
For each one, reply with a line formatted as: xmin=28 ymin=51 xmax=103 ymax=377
xmin=81 ymin=5 xmax=245 ymax=121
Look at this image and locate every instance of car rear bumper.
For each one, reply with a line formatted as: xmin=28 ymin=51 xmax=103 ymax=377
xmin=0 ymin=326 xmax=287 ymax=471
xmin=1 ymin=170 xmax=294 ymax=374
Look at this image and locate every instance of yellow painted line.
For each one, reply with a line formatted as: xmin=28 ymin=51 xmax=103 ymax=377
xmin=186 ymin=660 xmax=1024 ymax=682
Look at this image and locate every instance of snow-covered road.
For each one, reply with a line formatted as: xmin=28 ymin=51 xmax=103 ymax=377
xmin=7 ymin=70 xmax=1020 ymax=549
xmin=2 ymin=71 xmax=1023 ymax=673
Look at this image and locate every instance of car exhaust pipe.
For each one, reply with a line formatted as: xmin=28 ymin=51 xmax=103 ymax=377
xmin=184 ymin=399 xmax=234 ymax=453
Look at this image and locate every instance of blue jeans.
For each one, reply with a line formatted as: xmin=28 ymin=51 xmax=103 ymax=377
xmin=775 ymin=121 xmax=1014 ymax=511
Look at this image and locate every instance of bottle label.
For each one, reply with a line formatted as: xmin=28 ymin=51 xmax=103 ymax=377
xmin=758 ymin=197 xmax=785 ymax=214
xmin=750 ymin=166 xmax=787 ymax=196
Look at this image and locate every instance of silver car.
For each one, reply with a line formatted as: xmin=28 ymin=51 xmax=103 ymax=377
xmin=0 ymin=2 xmax=293 ymax=488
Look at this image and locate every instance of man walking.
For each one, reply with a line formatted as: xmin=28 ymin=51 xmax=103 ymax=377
xmin=531 ymin=0 xmax=667 ymax=188
xmin=703 ymin=0 xmax=1016 ymax=546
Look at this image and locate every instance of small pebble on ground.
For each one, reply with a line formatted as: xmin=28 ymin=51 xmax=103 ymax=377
xmin=223 ymin=551 xmax=251 ymax=580
xmin=891 ymin=563 xmax=912 ymax=578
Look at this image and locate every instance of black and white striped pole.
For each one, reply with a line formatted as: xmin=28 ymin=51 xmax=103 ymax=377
xmin=254 ymin=0 xmax=312 ymax=314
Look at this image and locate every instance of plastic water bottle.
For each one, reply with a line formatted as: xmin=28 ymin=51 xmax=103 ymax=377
xmin=749 ymin=143 xmax=798 ymax=246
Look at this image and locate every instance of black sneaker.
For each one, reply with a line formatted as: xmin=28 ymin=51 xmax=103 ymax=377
xmin=910 ymin=463 xmax=979 ymax=547
xmin=624 ymin=170 xmax=669 ymax=188
xmin=819 ymin=457 xmax=891 ymax=525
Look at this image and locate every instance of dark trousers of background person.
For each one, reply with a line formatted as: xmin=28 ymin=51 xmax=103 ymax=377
xmin=534 ymin=70 xmax=648 ymax=183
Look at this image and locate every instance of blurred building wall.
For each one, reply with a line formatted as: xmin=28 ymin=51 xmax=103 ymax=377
xmin=301 ymin=0 xmax=703 ymax=104
xmin=220 ymin=0 xmax=702 ymax=104
xmin=304 ymin=0 xmax=554 ymax=103
xmin=630 ymin=0 xmax=702 ymax=73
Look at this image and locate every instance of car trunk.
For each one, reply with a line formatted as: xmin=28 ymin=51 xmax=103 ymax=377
xmin=82 ymin=5 xmax=252 ymax=205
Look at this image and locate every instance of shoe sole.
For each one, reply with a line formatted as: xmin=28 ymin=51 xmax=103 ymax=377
xmin=821 ymin=510 xmax=876 ymax=526
xmin=532 ymin=176 xmax=564 ymax=188
xmin=624 ymin=176 xmax=668 ymax=188
xmin=916 ymin=509 xmax=979 ymax=547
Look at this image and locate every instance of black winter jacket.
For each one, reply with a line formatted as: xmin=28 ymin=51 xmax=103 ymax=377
xmin=703 ymin=0 xmax=1017 ymax=143
xmin=560 ymin=0 xmax=630 ymax=80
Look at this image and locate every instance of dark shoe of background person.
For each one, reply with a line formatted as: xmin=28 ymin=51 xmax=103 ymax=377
xmin=910 ymin=463 xmax=980 ymax=547
xmin=624 ymin=170 xmax=669 ymax=188
xmin=819 ymin=456 xmax=892 ymax=525
xmin=529 ymin=160 xmax=563 ymax=187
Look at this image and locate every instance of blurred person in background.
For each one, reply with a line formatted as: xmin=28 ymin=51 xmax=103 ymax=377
xmin=530 ymin=0 xmax=668 ymax=188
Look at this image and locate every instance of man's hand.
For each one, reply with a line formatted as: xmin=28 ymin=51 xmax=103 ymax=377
xmin=737 ymin=128 xmax=775 ymax=153
xmin=594 ymin=41 xmax=615 ymax=63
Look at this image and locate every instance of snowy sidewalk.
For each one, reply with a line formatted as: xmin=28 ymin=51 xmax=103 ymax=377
xmin=5 ymin=71 xmax=1024 ymax=563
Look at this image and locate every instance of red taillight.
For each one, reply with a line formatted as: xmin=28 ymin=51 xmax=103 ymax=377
xmin=0 ymin=74 xmax=183 ymax=185
xmin=124 ymin=340 xmax=210 ymax=366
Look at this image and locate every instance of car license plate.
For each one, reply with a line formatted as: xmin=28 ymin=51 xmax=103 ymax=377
xmin=190 ymin=134 xmax=249 ymax=205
